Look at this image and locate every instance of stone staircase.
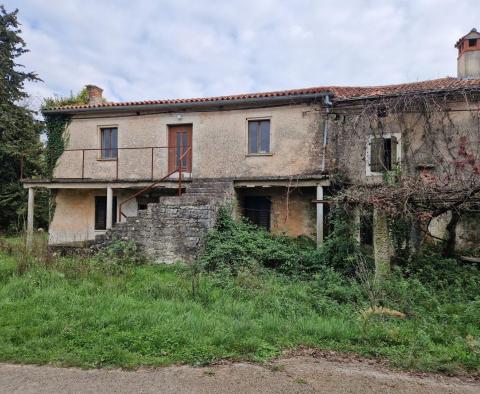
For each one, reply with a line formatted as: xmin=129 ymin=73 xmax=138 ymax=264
xmin=104 ymin=179 xmax=233 ymax=263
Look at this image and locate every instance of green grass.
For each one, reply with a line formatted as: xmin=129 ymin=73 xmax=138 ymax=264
xmin=0 ymin=243 xmax=479 ymax=373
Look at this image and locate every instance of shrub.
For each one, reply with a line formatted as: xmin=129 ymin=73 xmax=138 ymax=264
xmin=199 ymin=208 xmax=326 ymax=277
xmin=199 ymin=207 xmax=371 ymax=277
xmin=401 ymin=249 xmax=480 ymax=301
xmin=95 ymin=237 xmax=149 ymax=274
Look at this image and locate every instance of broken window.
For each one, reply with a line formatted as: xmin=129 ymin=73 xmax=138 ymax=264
xmin=248 ymin=120 xmax=270 ymax=154
xmin=100 ymin=127 xmax=118 ymax=159
xmin=95 ymin=196 xmax=117 ymax=230
xmin=244 ymin=196 xmax=271 ymax=230
xmin=369 ymin=136 xmax=398 ymax=173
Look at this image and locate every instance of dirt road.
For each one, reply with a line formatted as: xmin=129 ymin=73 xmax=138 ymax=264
xmin=0 ymin=356 xmax=478 ymax=393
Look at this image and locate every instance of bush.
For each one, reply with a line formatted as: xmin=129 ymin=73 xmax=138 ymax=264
xmin=199 ymin=207 xmax=372 ymax=277
xmin=401 ymin=249 xmax=480 ymax=301
xmin=199 ymin=208 xmax=326 ymax=277
xmin=95 ymin=237 xmax=149 ymax=274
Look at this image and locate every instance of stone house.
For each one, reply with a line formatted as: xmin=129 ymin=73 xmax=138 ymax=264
xmin=23 ymin=29 xmax=480 ymax=263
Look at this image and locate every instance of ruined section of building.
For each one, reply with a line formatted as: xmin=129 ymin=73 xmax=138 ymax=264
xmin=23 ymin=29 xmax=480 ymax=265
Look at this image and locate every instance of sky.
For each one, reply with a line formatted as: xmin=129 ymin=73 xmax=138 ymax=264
xmin=5 ymin=0 xmax=480 ymax=107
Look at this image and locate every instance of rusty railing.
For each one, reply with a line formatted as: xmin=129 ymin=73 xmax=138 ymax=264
xmin=61 ymin=146 xmax=183 ymax=181
xmin=118 ymin=146 xmax=192 ymax=219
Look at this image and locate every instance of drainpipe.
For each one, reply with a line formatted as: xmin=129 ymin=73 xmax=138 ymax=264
xmin=321 ymin=95 xmax=333 ymax=172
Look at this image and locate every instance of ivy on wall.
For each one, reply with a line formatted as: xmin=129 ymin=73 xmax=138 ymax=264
xmin=42 ymin=88 xmax=89 ymax=178
xmin=43 ymin=114 xmax=71 ymax=178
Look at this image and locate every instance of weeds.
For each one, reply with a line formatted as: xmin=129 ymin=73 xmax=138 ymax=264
xmin=0 ymin=230 xmax=479 ymax=374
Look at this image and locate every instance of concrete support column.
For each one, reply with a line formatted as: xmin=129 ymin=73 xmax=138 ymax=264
xmin=373 ymin=208 xmax=392 ymax=278
xmin=316 ymin=185 xmax=324 ymax=246
xmin=106 ymin=186 xmax=113 ymax=230
xmin=26 ymin=187 xmax=35 ymax=250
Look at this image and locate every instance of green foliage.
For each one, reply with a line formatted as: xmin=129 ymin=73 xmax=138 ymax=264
xmin=401 ymin=249 xmax=480 ymax=302
xmin=199 ymin=208 xmax=325 ymax=277
xmin=41 ymin=89 xmax=91 ymax=178
xmin=316 ymin=207 xmax=372 ymax=276
xmin=0 ymin=5 xmax=45 ymax=232
xmin=94 ymin=237 xmax=149 ymax=274
xmin=0 ymin=240 xmax=479 ymax=373
xmin=200 ymin=207 xmax=369 ymax=277
xmin=43 ymin=114 xmax=70 ymax=178
xmin=42 ymin=88 xmax=89 ymax=109
xmin=42 ymin=88 xmax=93 ymax=178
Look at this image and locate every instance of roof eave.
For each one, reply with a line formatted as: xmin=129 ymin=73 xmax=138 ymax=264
xmin=334 ymin=86 xmax=480 ymax=103
xmin=42 ymin=92 xmax=333 ymax=115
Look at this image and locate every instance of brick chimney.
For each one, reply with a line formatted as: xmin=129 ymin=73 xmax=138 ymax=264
xmin=455 ymin=28 xmax=480 ymax=79
xmin=85 ymin=84 xmax=104 ymax=105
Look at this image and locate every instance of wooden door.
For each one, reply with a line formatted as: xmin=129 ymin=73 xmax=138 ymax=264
xmin=168 ymin=125 xmax=192 ymax=173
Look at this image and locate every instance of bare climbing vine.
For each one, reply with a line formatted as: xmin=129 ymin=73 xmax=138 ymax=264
xmin=327 ymin=89 xmax=480 ymax=256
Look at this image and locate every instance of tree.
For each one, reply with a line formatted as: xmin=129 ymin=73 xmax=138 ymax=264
xmin=0 ymin=5 xmax=45 ymax=232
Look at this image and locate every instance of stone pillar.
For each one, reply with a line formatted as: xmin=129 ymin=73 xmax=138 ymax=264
xmin=316 ymin=185 xmax=324 ymax=246
xmin=353 ymin=206 xmax=361 ymax=244
xmin=26 ymin=187 xmax=35 ymax=250
xmin=373 ymin=208 xmax=392 ymax=278
xmin=106 ymin=186 xmax=113 ymax=229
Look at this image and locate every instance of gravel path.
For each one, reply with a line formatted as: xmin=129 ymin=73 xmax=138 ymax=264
xmin=0 ymin=356 xmax=478 ymax=394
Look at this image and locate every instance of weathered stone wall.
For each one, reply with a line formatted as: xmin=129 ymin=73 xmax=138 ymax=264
xmin=105 ymin=180 xmax=234 ymax=263
xmin=109 ymin=196 xmax=217 ymax=263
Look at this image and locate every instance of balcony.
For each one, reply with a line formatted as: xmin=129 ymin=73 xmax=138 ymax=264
xmin=53 ymin=146 xmax=192 ymax=181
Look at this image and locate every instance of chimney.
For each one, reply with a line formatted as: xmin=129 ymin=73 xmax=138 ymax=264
xmin=455 ymin=28 xmax=480 ymax=79
xmin=85 ymin=84 xmax=104 ymax=105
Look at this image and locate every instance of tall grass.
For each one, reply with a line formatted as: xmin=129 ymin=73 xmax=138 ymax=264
xmin=0 ymin=236 xmax=478 ymax=373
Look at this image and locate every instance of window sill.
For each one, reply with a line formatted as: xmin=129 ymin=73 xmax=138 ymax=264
xmin=246 ymin=153 xmax=273 ymax=157
xmin=96 ymin=158 xmax=118 ymax=161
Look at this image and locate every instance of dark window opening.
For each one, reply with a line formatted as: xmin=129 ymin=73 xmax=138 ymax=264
xmin=360 ymin=210 xmax=374 ymax=246
xmin=248 ymin=120 xmax=270 ymax=154
xmin=370 ymin=136 xmax=398 ymax=173
xmin=138 ymin=204 xmax=148 ymax=210
xmin=244 ymin=196 xmax=271 ymax=230
xmin=377 ymin=106 xmax=388 ymax=118
xmin=95 ymin=196 xmax=117 ymax=230
xmin=383 ymin=138 xmax=392 ymax=171
xmin=101 ymin=127 xmax=118 ymax=159
xmin=468 ymin=38 xmax=477 ymax=47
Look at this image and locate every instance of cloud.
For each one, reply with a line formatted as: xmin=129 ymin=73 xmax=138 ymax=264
xmin=4 ymin=0 xmax=479 ymax=104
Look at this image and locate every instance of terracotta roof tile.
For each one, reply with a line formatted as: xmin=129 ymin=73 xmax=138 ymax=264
xmin=48 ymin=77 xmax=480 ymax=111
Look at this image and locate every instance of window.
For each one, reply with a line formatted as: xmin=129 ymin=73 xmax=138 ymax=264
xmin=248 ymin=120 xmax=270 ymax=154
xmin=244 ymin=196 xmax=271 ymax=230
xmin=94 ymin=196 xmax=117 ymax=230
xmin=100 ymin=127 xmax=118 ymax=159
xmin=468 ymin=38 xmax=477 ymax=47
xmin=367 ymin=135 xmax=399 ymax=174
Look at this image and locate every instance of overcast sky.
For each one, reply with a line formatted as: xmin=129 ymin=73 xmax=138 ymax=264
xmin=5 ymin=0 xmax=479 ymax=106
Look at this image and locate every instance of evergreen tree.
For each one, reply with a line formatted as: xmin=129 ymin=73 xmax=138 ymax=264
xmin=0 ymin=5 xmax=45 ymax=232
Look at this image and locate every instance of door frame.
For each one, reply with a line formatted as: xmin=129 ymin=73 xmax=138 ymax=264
xmin=168 ymin=124 xmax=192 ymax=173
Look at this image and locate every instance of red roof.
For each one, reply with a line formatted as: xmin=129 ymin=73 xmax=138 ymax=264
xmin=47 ymin=77 xmax=480 ymax=112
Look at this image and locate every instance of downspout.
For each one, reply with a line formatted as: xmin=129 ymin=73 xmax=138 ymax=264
xmin=321 ymin=94 xmax=333 ymax=172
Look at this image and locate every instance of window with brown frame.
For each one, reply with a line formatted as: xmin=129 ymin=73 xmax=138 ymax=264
xmin=248 ymin=120 xmax=270 ymax=154
xmin=100 ymin=127 xmax=118 ymax=159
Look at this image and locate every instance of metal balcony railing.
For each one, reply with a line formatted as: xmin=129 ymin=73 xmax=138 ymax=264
xmin=54 ymin=146 xmax=191 ymax=181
